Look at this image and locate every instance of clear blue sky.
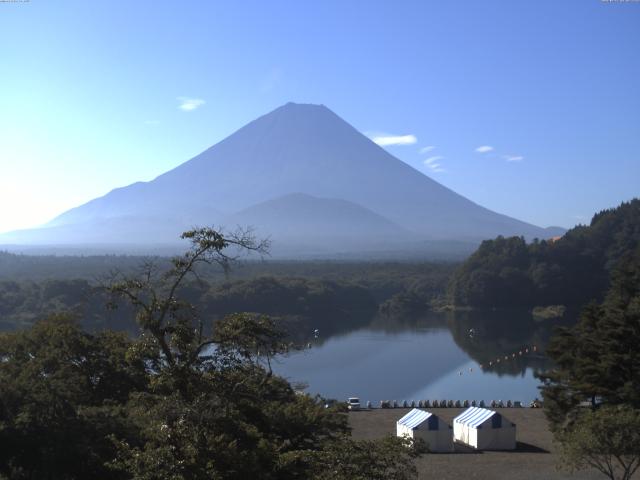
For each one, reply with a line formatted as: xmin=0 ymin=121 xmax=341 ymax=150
xmin=1 ymin=0 xmax=638 ymax=233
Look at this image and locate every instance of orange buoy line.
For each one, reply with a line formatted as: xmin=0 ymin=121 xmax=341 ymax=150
xmin=474 ymin=345 xmax=538 ymax=372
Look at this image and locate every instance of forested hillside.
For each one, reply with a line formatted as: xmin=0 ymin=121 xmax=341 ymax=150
xmin=0 ymin=277 xmax=375 ymax=336
xmin=448 ymin=199 xmax=640 ymax=308
xmin=0 ymin=262 xmax=454 ymax=336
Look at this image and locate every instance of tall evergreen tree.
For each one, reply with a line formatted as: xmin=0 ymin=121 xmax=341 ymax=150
xmin=539 ymin=247 xmax=640 ymax=480
xmin=539 ymin=246 xmax=640 ymax=431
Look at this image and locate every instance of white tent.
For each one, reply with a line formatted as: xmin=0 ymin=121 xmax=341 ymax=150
xmin=453 ymin=406 xmax=516 ymax=450
xmin=396 ymin=409 xmax=453 ymax=452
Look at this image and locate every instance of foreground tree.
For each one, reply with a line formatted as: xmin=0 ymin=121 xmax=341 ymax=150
xmin=559 ymin=406 xmax=640 ymax=480
xmin=105 ymin=227 xmax=270 ymax=372
xmin=539 ymin=248 xmax=640 ymax=430
xmin=309 ymin=435 xmax=423 ymax=480
xmin=539 ymin=247 xmax=640 ymax=479
xmin=0 ymin=315 xmax=147 ymax=480
xmin=108 ymin=312 xmax=351 ymax=479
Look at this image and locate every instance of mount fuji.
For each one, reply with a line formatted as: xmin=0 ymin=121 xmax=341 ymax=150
xmin=1 ymin=103 xmax=564 ymax=257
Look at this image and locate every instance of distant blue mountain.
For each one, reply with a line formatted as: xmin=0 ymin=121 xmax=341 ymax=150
xmin=0 ymin=102 xmax=565 ymax=255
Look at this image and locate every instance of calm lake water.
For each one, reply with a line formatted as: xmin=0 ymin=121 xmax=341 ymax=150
xmin=273 ymin=310 xmax=561 ymax=405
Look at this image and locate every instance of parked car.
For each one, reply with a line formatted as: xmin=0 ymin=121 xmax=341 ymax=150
xmin=347 ymin=397 xmax=361 ymax=410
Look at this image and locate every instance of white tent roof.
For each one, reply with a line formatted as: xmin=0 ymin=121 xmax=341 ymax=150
xmin=453 ymin=407 xmax=496 ymax=428
xmin=397 ymin=409 xmax=432 ymax=429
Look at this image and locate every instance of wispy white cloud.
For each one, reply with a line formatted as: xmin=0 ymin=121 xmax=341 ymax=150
xmin=503 ymin=155 xmax=524 ymax=162
xmin=177 ymin=97 xmax=206 ymax=111
xmin=475 ymin=145 xmax=494 ymax=153
xmin=419 ymin=145 xmax=436 ymax=154
xmin=428 ymin=164 xmax=445 ymax=173
xmin=423 ymin=155 xmax=444 ymax=165
xmin=370 ymin=133 xmax=417 ymax=146
xmin=423 ymin=155 xmax=445 ymax=173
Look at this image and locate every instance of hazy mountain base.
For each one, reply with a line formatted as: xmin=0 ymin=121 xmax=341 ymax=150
xmin=0 ymin=237 xmax=477 ymax=260
xmin=0 ymin=251 xmax=457 ymax=282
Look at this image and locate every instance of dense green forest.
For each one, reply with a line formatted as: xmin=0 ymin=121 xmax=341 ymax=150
xmin=448 ymin=199 xmax=640 ymax=308
xmin=536 ymin=245 xmax=640 ymax=479
xmin=0 ymin=258 xmax=454 ymax=337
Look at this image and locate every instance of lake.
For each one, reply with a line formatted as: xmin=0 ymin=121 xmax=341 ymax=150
xmin=273 ymin=310 xmax=562 ymax=406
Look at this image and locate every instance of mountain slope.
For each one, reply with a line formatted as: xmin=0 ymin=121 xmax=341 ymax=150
xmin=1 ymin=102 xmax=562 ymax=254
xmin=225 ymin=193 xmax=416 ymax=254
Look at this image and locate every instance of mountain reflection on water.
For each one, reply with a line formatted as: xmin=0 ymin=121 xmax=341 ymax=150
xmin=273 ymin=310 xmax=573 ymax=404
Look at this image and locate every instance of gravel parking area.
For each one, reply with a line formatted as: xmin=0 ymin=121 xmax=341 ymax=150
xmin=349 ymin=408 xmax=620 ymax=480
